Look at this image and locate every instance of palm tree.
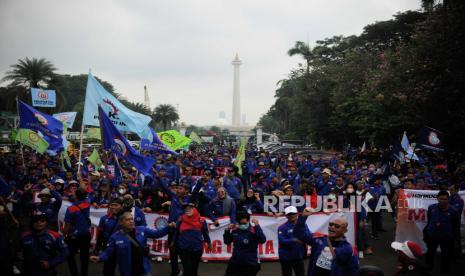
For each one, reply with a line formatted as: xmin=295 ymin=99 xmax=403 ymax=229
xmin=2 ymin=57 xmax=57 ymax=88
xmin=152 ymin=104 xmax=179 ymax=131
xmin=288 ymin=41 xmax=314 ymax=75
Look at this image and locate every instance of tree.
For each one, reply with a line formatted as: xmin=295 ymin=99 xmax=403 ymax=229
xmin=152 ymin=104 xmax=179 ymax=131
xmin=288 ymin=41 xmax=314 ymax=75
xmin=2 ymin=57 xmax=57 ymax=88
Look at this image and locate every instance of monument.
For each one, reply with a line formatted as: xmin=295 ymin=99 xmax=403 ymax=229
xmin=232 ymin=54 xmax=242 ymax=126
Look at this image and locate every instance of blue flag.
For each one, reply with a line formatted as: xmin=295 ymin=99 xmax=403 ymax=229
xmin=140 ymin=127 xmax=177 ymax=155
xmin=417 ymin=126 xmax=445 ymax=152
xmin=19 ymin=100 xmax=63 ymax=152
xmin=83 ymin=73 xmax=152 ymax=140
xmin=98 ymin=105 xmax=155 ymax=175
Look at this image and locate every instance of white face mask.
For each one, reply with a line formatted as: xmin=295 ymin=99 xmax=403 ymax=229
xmin=356 ymin=190 xmax=363 ymax=195
xmin=118 ymin=189 xmax=126 ymax=194
xmin=328 ymin=194 xmax=336 ymax=200
xmin=346 ymin=188 xmax=355 ymax=194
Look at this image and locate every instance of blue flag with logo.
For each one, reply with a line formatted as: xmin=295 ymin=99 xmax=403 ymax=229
xmin=417 ymin=126 xmax=445 ymax=152
xmin=98 ymin=106 xmax=155 ymax=175
xmin=83 ymin=73 xmax=152 ymax=140
xmin=140 ymin=127 xmax=177 ymax=155
xmin=19 ymin=100 xmax=63 ymax=152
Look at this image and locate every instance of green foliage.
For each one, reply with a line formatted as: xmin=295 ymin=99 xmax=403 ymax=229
xmin=261 ymin=3 xmax=465 ymax=152
xmin=152 ymin=104 xmax=179 ymax=131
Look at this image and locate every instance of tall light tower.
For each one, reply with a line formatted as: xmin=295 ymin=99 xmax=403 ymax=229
xmin=232 ymin=53 xmax=242 ymax=126
xmin=144 ymin=85 xmax=151 ymax=109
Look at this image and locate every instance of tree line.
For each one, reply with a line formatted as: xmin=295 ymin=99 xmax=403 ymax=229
xmin=259 ymin=1 xmax=465 ymax=153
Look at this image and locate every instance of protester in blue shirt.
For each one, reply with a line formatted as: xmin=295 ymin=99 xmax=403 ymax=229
xmin=21 ymin=212 xmax=69 ymax=276
xmin=94 ymin=198 xmax=124 ymax=276
xmin=278 ymin=206 xmax=309 ymax=276
xmin=316 ymin=169 xmax=335 ymax=196
xmin=63 ymin=188 xmax=91 ymax=276
xmin=208 ymin=187 xmax=237 ymax=225
xmin=173 ymin=204 xmax=211 ymax=276
xmin=91 ymin=212 xmax=174 ymax=276
xmin=424 ymin=190 xmax=460 ymax=274
xmin=223 ymin=168 xmax=242 ymax=201
xmin=294 ymin=211 xmax=359 ymax=276
xmin=238 ymin=189 xmax=264 ymax=214
xmin=33 ymin=187 xmax=62 ymax=231
xmin=224 ymin=212 xmax=266 ymax=276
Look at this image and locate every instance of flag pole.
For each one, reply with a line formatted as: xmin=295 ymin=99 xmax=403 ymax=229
xmin=15 ymin=97 xmax=26 ymax=170
xmin=78 ymin=69 xmax=91 ymax=177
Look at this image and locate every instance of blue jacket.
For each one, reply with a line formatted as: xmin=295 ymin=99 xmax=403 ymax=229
xmin=174 ymin=216 xmax=211 ymax=252
xmin=208 ymin=196 xmax=237 ymax=223
xmin=99 ymin=226 xmax=170 ymax=276
xmin=316 ymin=180 xmax=335 ymax=196
xmin=424 ymin=203 xmax=460 ymax=240
xmin=223 ymin=176 xmax=242 ymax=200
xmin=164 ymin=163 xmax=180 ymax=182
xmin=368 ymin=185 xmax=386 ymax=209
xmin=132 ymin=206 xmax=147 ymax=226
xmin=223 ymin=224 xmax=266 ymax=265
xmin=33 ymin=190 xmax=62 ymax=225
xmin=278 ymin=220 xmax=310 ymax=261
xmin=450 ymin=194 xmax=464 ymax=222
xmin=64 ymin=200 xmax=91 ymax=236
xmin=98 ymin=214 xmax=120 ymax=240
xmin=294 ymin=216 xmax=359 ymax=276
xmin=159 ymin=178 xmax=202 ymax=223
xmin=21 ymin=229 xmax=69 ymax=276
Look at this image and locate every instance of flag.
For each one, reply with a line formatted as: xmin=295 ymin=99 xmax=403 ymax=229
xmin=19 ymin=100 xmax=63 ymax=152
xmin=98 ymin=106 xmax=155 ymax=175
xmin=83 ymin=73 xmax=152 ymax=140
xmin=234 ymin=138 xmax=247 ymax=175
xmin=86 ymin=127 xmax=101 ymax=140
xmin=401 ymin=131 xmax=419 ymax=161
xmin=87 ymin=148 xmax=103 ymax=169
xmin=417 ymin=126 xmax=445 ymax=152
xmin=31 ymin=88 xmax=56 ymax=107
xmin=15 ymin=129 xmax=49 ymax=154
xmin=401 ymin=131 xmax=410 ymax=152
xmin=140 ymin=127 xmax=177 ymax=154
xmin=189 ymin=131 xmax=203 ymax=144
xmin=361 ymin=142 xmax=366 ymax=153
xmin=158 ymin=130 xmax=192 ymax=150
xmin=53 ymin=112 xmax=77 ymax=129
xmin=391 ymin=143 xmax=406 ymax=164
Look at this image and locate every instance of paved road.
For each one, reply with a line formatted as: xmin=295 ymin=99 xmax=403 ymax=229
xmin=56 ymin=213 xmax=463 ymax=275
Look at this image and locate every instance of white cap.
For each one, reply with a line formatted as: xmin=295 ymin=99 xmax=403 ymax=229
xmin=54 ymin=178 xmax=64 ymax=184
xmin=322 ymin=168 xmax=331 ymax=175
xmin=391 ymin=241 xmax=422 ymax=259
xmin=284 ymin=206 xmax=298 ymax=215
xmin=39 ymin=188 xmax=51 ymax=196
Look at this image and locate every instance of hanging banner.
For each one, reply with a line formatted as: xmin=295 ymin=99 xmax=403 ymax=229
xmin=58 ymin=201 xmax=356 ymax=261
xmin=31 ymin=88 xmax=56 ymax=107
xmin=395 ymin=189 xmax=465 ymax=251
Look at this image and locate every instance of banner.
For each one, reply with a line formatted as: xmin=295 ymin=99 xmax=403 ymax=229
xmin=58 ymin=201 xmax=356 ymax=261
xmin=15 ymin=128 xmax=49 ymax=154
xmin=31 ymin=88 xmax=56 ymax=107
xmin=53 ymin=112 xmax=77 ymax=129
xmin=395 ymin=189 xmax=465 ymax=251
xmin=82 ymin=73 xmax=152 ymax=140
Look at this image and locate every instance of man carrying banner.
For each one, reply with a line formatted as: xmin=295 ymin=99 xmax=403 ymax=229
xmin=423 ymin=190 xmax=460 ymax=274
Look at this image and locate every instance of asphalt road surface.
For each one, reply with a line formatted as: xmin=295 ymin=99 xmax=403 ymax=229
xmin=56 ymin=213 xmax=463 ymax=275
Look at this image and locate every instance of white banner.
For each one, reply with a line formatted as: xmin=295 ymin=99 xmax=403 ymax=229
xmin=395 ymin=189 xmax=465 ymax=251
xmin=58 ymin=201 xmax=356 ymax=261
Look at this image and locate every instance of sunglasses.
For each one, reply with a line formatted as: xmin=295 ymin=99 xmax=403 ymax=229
xmin=328 ymin=222 xmax=342 ymax=229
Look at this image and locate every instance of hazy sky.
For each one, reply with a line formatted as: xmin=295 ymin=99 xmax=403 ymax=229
xmin=0 ymin=0 xmax=420 ymax=126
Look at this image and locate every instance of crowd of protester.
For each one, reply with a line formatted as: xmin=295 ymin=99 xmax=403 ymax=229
xmin=0 ymin=143 xmax=464 ymax=276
